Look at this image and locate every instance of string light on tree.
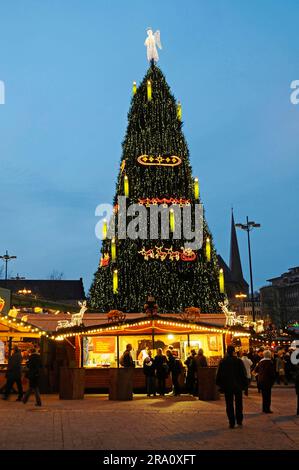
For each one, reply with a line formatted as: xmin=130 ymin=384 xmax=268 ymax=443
xmin=132 ymin=81 xmax=137 ymax=95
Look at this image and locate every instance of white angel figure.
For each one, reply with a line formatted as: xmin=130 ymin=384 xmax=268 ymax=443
xmin=144 ymin=28 xmax=162 ymax=63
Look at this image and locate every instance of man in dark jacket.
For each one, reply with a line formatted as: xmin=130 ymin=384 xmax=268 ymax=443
xmin=255 ymin=349 xmax=276 ymax=413
xmin=120 ymin=344 xmax=135 ymax=368
xmin=166 ymin=350 xmax=182 ymax=396
xmin=22 ymin=348 xmax=42 ymax=406
xmin=3 ymin=346 xmax=23 ymax=401
xmin=185 ymin=349 xmax=196 ymax=394
xmin=216 ymin=345 xmax=248 ymax=428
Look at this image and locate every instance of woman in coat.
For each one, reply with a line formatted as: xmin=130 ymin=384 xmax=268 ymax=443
xmin=143 ymin=350 xmax=156 ymax=397
xmin=153 ymin=348 xmax=168 ymax=396
xmin=255 ymin=350 xmax=276 ymax=413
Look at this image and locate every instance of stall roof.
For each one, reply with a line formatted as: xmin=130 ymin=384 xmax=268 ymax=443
xmin=15 ymin=312 xmax=228 ymax=333
xmin=0 ymin=312 xmax=48 ymax=337
xmin=49 ymin=313 xmax=250 ymax=340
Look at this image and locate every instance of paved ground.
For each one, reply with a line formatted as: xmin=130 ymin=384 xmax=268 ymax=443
xmin=0 ymin=387 xmax=298 ymax=450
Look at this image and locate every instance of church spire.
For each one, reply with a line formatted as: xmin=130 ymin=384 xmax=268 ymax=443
xmin=229 ymin=209 xmax=244 ymax=283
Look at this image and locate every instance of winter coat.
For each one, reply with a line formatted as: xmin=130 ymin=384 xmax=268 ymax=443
xmin=194 ymin=354 xmax=208 ymax=369
xmin=154 ymin=354 xmax=168 ymax=379
xmin=255 ymin=358 xmax=276 ymax=389
xmin=241 ymin=356 xmax=253 ymax=379
xmin=120 ymin=350 xmax=135 ymax=368
xmin=143 ymin=357 xmax=156 ymax=377
xmin=7 ymin=351 xmax=22 ymax=378
xmin=26 ymin=353 xmax=41 ymax=387
xmin=216 ymin=355 xmax=248 ymax=392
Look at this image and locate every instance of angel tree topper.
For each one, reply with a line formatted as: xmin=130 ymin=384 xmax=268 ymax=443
xmin=145 ymin=28 xmax=162 ymax=63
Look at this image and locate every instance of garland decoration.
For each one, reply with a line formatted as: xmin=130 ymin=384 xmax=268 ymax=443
xmin=137 ymin=154 xmax=182 ymax=167
xmin=138 ymin=245 xmax=196 ymax=262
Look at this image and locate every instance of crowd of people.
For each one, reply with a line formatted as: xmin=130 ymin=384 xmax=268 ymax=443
xmin=121 ymin=343 xmax=209 ymax=397
xmin=1 ymin=346 xmax=42 ymax=406
xmin=216 ymin=345 xmax=299 ymax=429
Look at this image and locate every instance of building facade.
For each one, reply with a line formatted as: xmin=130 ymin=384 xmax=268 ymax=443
xmin=260 ymin=266 xmax=299 ymax=327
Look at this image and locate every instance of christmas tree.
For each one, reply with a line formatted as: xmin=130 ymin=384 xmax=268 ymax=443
xmin=89 ymin=60 xmax=224 ymax=313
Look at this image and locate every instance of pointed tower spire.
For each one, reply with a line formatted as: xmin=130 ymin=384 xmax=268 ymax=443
xmin=229 ymin=209 xmax=244 ymax=283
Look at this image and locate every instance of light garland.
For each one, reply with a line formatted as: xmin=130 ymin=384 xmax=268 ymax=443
xmin=102 ymin=219 xmax=107 ymax=240
xmin=111 ymin=238 xmax=116 ymax=262
xmin=138 ymin=197 xmax=190 ymax=207
xmin=137 ymin=154 xmax=182 ymax=167
xmin=52 ymin=317 xmax=251 ymax=341
xmin=138 ymin=245 xmax=196 ymax=262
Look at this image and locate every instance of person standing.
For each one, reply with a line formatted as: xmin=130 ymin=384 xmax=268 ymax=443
xmin=241 ymin=352 xmax=253 ymax=396
xmin=216 ymin=345 xmax=248 ymax=429
xmin=254 ymin=350 xmax=276 ymax=414
xmin=22 ymin=348 xmax=42 ymax=407
xmin=276 ymin=350 xmax=288 ymax=385
xmin=154 ymin=348 xmax=168 ymax=396
xmin=166 ymin=349 xmax=183 ymax=396
xmin=143 ymin=350 xmax=156 ymax=397
xmin=120 ymin=344 xmax=135 ymax=368
xmin=184 ymin=349 xmax=196 ymax=394
xmin=2 ymin=346 xmax=23 ymax=401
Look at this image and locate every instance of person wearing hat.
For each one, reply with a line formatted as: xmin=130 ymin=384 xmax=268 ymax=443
xmin=216 ymin=345 xmax=248 ymax=428
xmin=2 ymin=346 xmax=23 ymax=401
xmin=255 ymin=349 xmax=276 ymax=414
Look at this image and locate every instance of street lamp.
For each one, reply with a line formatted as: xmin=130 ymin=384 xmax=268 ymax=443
xmin=0 ymin=250 xmax=17 ymax=281
xmin=235 ymin=217 xmax=261 ymax=322
xmin=235 ymin=293 xmax=247 ymax=315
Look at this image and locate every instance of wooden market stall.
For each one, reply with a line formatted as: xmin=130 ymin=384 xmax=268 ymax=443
xmin=49 ymin=312 xmax=251 ymax=393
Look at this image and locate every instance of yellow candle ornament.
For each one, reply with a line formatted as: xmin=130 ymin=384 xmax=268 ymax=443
xmin=124 ymin=175 xmax=129 ymax=197
xmin=147 ymin=80 xmax=152 ymax=101
xmin=170 ymin=208 xmax=175 ymax=233
xmin=206 ymin=238 xmax=211 ymax=262
xmin=194 ymin=177 xmax=199 ymax=200
xmin=111 ymin=238 xmax=116 ymax=262
xmin=113 ymin=269 xmax=118 ymax=294
xmin=177 ymin=101 xmax=182 ymax=121
xmin=219 ymin=268 xmax=225 ymax=293
xmin=132 ymin=81 xmax=137 ymax=95
xmin=102 ymin=219 xmax=107 ymax=240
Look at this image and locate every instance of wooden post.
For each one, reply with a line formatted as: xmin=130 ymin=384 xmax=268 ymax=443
xmin=116 ymin=335 xmax=120 ymax=368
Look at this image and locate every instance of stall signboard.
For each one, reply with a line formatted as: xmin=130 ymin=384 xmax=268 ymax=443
xmin=0 ymin=287 xmax=11 ymax=315
xmin=92 ymin=337 xmax=115 ymax=354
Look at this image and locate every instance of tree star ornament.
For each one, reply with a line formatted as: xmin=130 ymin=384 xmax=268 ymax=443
xmin=144 ymin=28 xmax=162 ymax=63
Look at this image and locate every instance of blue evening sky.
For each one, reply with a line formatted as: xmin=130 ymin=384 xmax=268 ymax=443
xmin=0 ymin=0 xmax=298 ymax=293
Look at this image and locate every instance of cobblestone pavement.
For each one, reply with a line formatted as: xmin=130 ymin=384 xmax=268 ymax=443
xmin=0 ymin=388 xmax=298 ymax=450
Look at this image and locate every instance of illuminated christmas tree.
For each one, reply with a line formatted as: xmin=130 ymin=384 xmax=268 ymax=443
xmin=89 ymin=60 xmax=225 ymax=313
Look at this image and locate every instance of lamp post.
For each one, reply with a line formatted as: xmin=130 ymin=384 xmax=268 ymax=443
xmin=235 ymin=217 xmax=260 ymax=322
xmin=235 ymin=293 xmax=247 ymax=315
xmin=0 ymin=250 xmax=17 ymax=281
